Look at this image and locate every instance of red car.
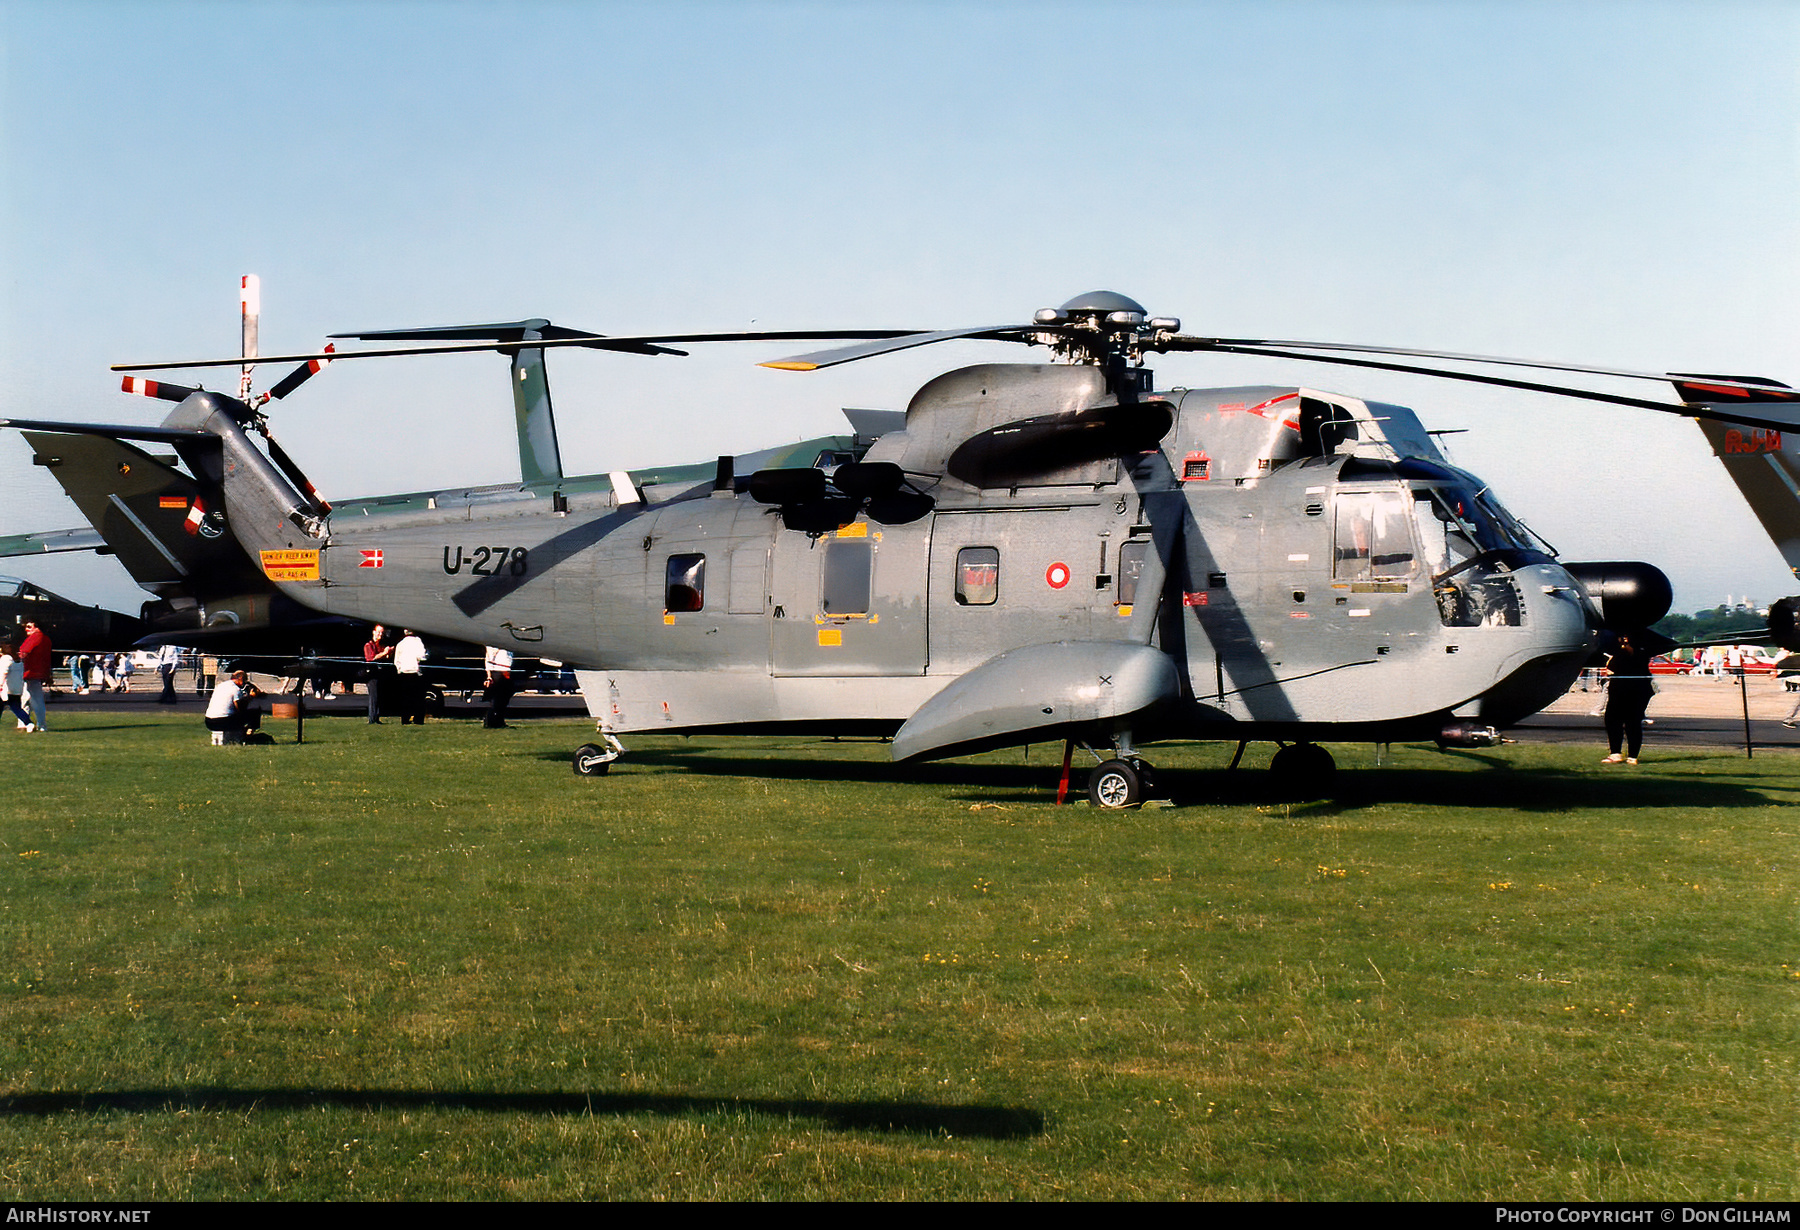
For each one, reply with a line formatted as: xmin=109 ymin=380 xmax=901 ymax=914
xmin=1652 ymin=648 xmax=1784 ymax=676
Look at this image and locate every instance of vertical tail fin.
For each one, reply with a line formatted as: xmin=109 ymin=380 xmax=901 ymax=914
xmin=509 ymin=321 xmax=563 ymax=485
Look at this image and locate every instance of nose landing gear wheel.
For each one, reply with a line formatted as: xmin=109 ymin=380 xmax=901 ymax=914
xmin=1088 ymin=759 xmax=1145 ymax=809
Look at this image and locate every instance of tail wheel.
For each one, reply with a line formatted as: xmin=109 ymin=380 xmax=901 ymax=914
xmin=1087 ymin=759 xmax=1144 ymax=809
xmin=573 ymin=743 xmax=613 ymax=776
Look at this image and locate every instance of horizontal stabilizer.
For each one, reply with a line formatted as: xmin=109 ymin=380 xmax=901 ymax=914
xmin=0 ymin=527 xmax=108 ymax=557
xmin=1 ymin=417 xmax=215 ymax=445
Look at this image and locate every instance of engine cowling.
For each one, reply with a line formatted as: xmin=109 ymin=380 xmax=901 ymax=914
xmin=1767 ymin=595 xmax=1800 ymax=651
xmin=1563 ymin=561 xmax=1673 ymax=630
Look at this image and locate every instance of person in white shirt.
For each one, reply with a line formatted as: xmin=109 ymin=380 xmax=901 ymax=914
xmin=394 ymin=630 xmax=428 ymax=724
xmin=204 ymin=670 xmax=261 ymax=745
xmin=0 ymin=643 xmax=30 ymax=731
xmin=157 ymin=643 xmax=182 ymax=704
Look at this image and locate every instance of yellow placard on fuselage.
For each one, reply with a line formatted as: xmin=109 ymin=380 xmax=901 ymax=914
xmin=260 ymin=549 xmax=320 ymax=582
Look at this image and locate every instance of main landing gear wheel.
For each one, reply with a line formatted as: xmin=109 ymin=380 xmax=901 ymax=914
xmin=1088 ymin=759 xmax=1148 ymax=809
xmin=573 ymin=743 xmax=615 ymax=776
xmin=1268 ymin=742 xmax=1336 ymax=800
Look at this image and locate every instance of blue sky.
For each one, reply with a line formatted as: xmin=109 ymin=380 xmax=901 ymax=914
xmin=2 ymin=0 xmax=1797 ymax=614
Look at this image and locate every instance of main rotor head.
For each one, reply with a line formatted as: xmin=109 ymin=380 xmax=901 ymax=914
xmin=1028 ymin=291 xmax=1182 ymax=368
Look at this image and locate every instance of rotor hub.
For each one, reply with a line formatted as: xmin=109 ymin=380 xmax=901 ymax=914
xmin=1030 ymin=292 xmax=1180 ymax=369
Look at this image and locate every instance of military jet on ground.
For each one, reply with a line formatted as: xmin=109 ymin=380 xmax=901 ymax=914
xmin=0 ymin=574 xmax=142 ymax=652
xmin=12 ymin=291 xmax=1799 ymax=805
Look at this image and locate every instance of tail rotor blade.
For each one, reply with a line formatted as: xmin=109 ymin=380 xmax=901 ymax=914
xmin=120 ymin=375 xmax=200 ymax=403
xmin=262 ymin=429 xmax=331 ymax=517
xmin=240 ymin=274 xmax=260 ymax=401
xmin=264 ymin=343 xmax=335 ymax=402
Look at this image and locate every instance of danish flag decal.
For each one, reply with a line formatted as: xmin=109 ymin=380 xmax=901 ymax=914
xmin=359 ymin=549 xmax=385 ymax=569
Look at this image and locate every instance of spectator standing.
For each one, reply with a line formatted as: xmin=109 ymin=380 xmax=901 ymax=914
xmin=19 ymin=620 xmax=51 ymax=732
xmin=394 ymin=629 xmax=428 ymax=725
xmin=363 ymin=624 xmax=394 ymax=724
xmin=483 ymin=646 xmax=515 ymax=729
xmin=157 ymin=643 xmax=181 ymax=704
xmin=1600 ymin=632 xmax=1656 ymax=765
xmin=1 ymin=642 xmax=30 ymax=730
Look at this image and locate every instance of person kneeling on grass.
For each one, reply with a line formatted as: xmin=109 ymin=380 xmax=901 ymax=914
xmin=205 ymin=670 xmax=264 ymax=745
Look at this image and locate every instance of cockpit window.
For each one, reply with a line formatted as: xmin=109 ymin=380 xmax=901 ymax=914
xmin=1413 ymin=484 xmax=1533 ymax=576
xmin=1411 ymin=486 xmax=1529 ymax=627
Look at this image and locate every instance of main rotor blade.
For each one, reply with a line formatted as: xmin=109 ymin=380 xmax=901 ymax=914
xmin=334 ymin=320 xmax=685 ymax=357
xmin=1190 ymin=343 xmax=1800 ymax=431
xmin=1159 ymin=334 xmax=1785 ymax=396
xmin=111 ymin=329 xmax=919 ymax=373
xmin=760 ymin=325 xmax=1033 ymax=371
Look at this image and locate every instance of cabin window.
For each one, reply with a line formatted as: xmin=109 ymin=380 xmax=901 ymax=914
xmin=1333 ymin=490 xmax=1416 ymax=580
xmin=955 ymin=547 xmax=999 ymax=606
xmin=1116 ymin=541 xmax=1149 ymax=606
xmin=821 ymin=539 xmax=873 ymax=617
xmin=665 ymin=553 xmax=705 ymax=612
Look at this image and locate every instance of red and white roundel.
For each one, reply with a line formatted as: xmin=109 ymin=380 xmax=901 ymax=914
xmin=1044 ymin=561 xmax=1071 ymax=589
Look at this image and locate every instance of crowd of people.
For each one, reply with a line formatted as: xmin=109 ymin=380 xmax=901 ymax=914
xmin=1 ymin=623 xmax=527 ymax=740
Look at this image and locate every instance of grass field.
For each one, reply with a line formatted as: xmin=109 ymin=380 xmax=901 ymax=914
xmin=1 ymin=713 xmax=1795 ymax=1200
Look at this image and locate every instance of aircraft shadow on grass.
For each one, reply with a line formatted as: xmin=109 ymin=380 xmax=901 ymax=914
xmin=533 ymin=745 xmax=1793 ymax=812
xmin=0 ymin=1088 xmax=1045 ymax=1140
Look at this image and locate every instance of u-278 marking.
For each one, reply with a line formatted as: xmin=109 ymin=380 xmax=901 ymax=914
xmin=443 ymin=545 xmax=529 ymax=576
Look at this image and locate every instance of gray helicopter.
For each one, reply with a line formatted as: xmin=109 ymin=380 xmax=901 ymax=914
xmin=18 ymin=291 xmax=1799 ymax=805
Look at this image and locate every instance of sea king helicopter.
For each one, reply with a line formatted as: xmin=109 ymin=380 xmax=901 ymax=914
xmin=11 ymin=291 xmax=1800 ymax=806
